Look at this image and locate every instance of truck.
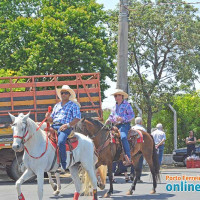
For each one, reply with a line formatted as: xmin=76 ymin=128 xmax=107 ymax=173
xmin=0 ymin=73 xmax=103 ymax=180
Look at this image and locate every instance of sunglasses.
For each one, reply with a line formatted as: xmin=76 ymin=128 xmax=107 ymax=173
xmin=61 ymin=92 xmax=70 ymax=95
xmin=114 ymin=94 xmax=122 ymax=98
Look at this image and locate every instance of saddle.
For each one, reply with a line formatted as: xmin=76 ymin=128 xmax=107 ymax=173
xmin=128 ymin=128 xmax=144 ymax=144
xmin=110 ymin=126 xmax=121 ymax=144
xmin=45 ymin=127 xmax=79 ymax=152
xmin=95 ymin=126 xmax=121 ymax=157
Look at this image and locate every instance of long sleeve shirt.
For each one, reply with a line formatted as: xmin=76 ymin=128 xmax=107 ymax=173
xmin=108 ymin=100 xmax=135 ymax=124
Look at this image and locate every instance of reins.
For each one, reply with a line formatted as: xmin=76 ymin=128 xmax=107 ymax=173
xmin=89 ymin=124 xmax=107 ymax=139
xmin=24 ymin=133 xmax=49 ymax=159
xmin=83 ymin=121 xmax=113 ymax=155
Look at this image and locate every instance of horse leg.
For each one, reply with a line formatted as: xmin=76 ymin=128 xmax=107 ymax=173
xmin=47 ymin=172 xmax=61 ymax=196
xmin=69 ymin=165 xmax=82 ymax=200
xmin=145 ymin=156 xmax=157 ymax=194
xmin=127 ymin=154 xmax=141 ymax=195
xmin=16 ymin=168 xmax=35 ymax=200
xmin=103 ymin=163 xmax=113 ymax=198
xmin=83 ymin=168 xmax=98 ymax=200
xmin=54 ymin=172 xmax=61 ymax=195
xmin=96 ymin=165 xmax=107 ymax=190
xmin=36 ymin=171 xmax=44 ymax=200
xmin=47 ymin=172 xmax=57 ymax=191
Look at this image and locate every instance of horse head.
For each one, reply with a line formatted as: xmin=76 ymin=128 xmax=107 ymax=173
xmin=75 ymin=118 xmax=104 ymax=139
xmin=9 ymin=112 xmax=30 ymax=152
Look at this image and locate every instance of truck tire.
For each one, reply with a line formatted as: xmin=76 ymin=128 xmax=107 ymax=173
xmin=6 ymin=154 xmax=36 ymax=182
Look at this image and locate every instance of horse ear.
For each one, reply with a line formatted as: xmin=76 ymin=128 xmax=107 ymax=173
xmin=8 ymin=112 xmax=15 ymax=122
xmin=23 ymin=112 xmax=30 ymax=121
xmin=81 ymin=118 xmax=86 ymax=122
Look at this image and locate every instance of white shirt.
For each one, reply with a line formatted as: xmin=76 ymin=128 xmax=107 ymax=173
xmin=132 ymin=124 xmax=146 ymax=132
xmin=151 ymin=129 xmax=166 ymax=145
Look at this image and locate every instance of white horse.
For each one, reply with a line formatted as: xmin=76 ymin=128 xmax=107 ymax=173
xmin=9 ymin=112 xmax=98 ymax=200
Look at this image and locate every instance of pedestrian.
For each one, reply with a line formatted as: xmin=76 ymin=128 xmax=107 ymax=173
xmin=46 ymin=85 xmax=81 ymax=172
xmin=151 ymin=123 xmax=166 ymax=166
xmin=112 ymin=161 xmax=130 ymax=183
xmin=105 ymin=89 xmax=135 ymax=166
xmin=131 ymin=116 xmax=146 ymax=183
xmin=186 ymin=130 xmax=196 ymax=156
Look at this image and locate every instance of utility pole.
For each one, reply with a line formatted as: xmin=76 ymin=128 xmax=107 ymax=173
xmin=116 ymin=0 xmax=129 ymax=92
xmin=168 ymin=104 xmax=177 ymax=150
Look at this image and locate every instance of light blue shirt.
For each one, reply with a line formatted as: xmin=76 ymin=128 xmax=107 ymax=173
xmin=151 ymin=129 xmax=166 ymax=145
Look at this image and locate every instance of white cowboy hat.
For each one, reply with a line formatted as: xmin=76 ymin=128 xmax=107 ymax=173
xmin=111 ymin=89 xmax=128 ymax=99
xmin=56 ymin=85 xmax=81 ymax=107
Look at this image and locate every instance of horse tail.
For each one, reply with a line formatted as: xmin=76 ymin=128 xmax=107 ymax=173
xmin=97 ymin=165 xmax=107 ymax=186
xmin=151 ymin=134 xmax=160 ymax=181
xmin=82 ymin=154 xmax=99 ymax=195
xmin=82 ymin=170 xmax=92 ymax=196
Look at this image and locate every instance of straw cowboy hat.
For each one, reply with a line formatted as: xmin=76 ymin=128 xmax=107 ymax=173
xmin=111 ymin=89 xmax=128 ymax=99
xmin=56 ymin=85 xmax=81 ymax=107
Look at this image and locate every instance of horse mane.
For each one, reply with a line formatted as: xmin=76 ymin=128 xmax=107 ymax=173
xmin=85 ymin=118 xmax=104 ymax=128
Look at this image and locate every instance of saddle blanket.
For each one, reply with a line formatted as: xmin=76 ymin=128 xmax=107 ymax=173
xmin=49 ymin=138 xmax=79 ymax=151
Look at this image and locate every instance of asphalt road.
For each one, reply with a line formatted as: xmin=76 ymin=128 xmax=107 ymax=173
xmin=0 ymin=165 xmax=200 ymax=200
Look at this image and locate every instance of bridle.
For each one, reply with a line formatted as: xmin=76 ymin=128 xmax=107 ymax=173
xmin=12 ymin=121 xmax=48 ymax=159
xmin=82 ymin=121 xmax=107 ymax=139
xmin=12 ymin=122 xmax=31 ymax=144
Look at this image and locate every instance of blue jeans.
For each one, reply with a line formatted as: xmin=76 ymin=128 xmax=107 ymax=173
xmin=52 ymin=124 xmax=72 ymax=169
xmin=117 ymin=123 xmax=131 ymax=159
xmin=158 ymin=145 xmax=164 ymax=166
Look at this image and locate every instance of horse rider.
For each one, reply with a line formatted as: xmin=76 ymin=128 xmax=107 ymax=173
xmin=46 ymin=85 xmax=81 ymax=172
xmin=105 ymin=89 xmax=135 ymax=166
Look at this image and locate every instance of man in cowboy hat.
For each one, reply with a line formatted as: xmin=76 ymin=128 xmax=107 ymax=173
xmin=46 ymin=85 xmax=81 ymax=171
xmin=105 ymin=89 xmax=135 ymax=166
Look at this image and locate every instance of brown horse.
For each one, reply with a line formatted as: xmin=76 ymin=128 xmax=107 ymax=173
xmin=75 ymin=118 xmax=122 ymax=198
xmin=127 ymin=128 xmax=160 ymax=195
xmin=75 ymin=118 xmax=160 ymax=196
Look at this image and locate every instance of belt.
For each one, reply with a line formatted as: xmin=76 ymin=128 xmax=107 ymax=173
xmin=116 ymin=122 xmax=130 ymax=126
xmin=53 ymin=122 xmax=63 ymax=125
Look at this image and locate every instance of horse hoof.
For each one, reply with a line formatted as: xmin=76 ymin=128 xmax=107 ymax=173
xmin=126 ymin=190 xmax=133 ymax=195
xmin=103 ymin=192 xmax=110 ymax=198
xmin=53 ymin=184 xmax=57 ymax=191
xmin=53 ymin=190 xmax=60 ymax=196
xmin=150 ymin=190 xmax=156 ymax=194
xmin=98 ymin=183 xmax=105 ymax=190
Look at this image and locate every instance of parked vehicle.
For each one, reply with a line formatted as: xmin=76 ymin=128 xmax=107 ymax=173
xmin=172 ymin=145 xmax=200 ymax=166
xmin=0 ymin=73 xmax=103 ymax=180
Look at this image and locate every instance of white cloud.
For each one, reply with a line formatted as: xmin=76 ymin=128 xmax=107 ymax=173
xmin=102 ymin=77 xmax=116 ymax=109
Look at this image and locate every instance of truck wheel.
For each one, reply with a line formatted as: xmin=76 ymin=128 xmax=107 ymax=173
xmin=6 ymin=155 xmax=36 ymax=182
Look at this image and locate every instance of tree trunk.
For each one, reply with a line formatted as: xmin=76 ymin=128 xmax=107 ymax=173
xmin=146 ymin=104 xmax=153 ymax=133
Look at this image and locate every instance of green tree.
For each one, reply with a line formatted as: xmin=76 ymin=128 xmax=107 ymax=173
xmin=0 ymin=0 xmax=117 ymax=97
xmin=108 ymin=0 xmax=200 ymax=132
xmin=152 ymin=92 xmax=200 ymax=153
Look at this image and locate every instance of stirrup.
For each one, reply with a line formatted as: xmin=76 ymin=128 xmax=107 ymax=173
xmin=123 ymin=155 xmax=132 ymax=166
xmin=123 ymin=160 xmax=132 ymax=166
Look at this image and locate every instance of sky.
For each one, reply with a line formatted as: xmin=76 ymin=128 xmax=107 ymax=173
xmin=97 ymin=0 xmax=200 ymax=109
xmin=96 ymin=0 xmax=118 ymax=10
